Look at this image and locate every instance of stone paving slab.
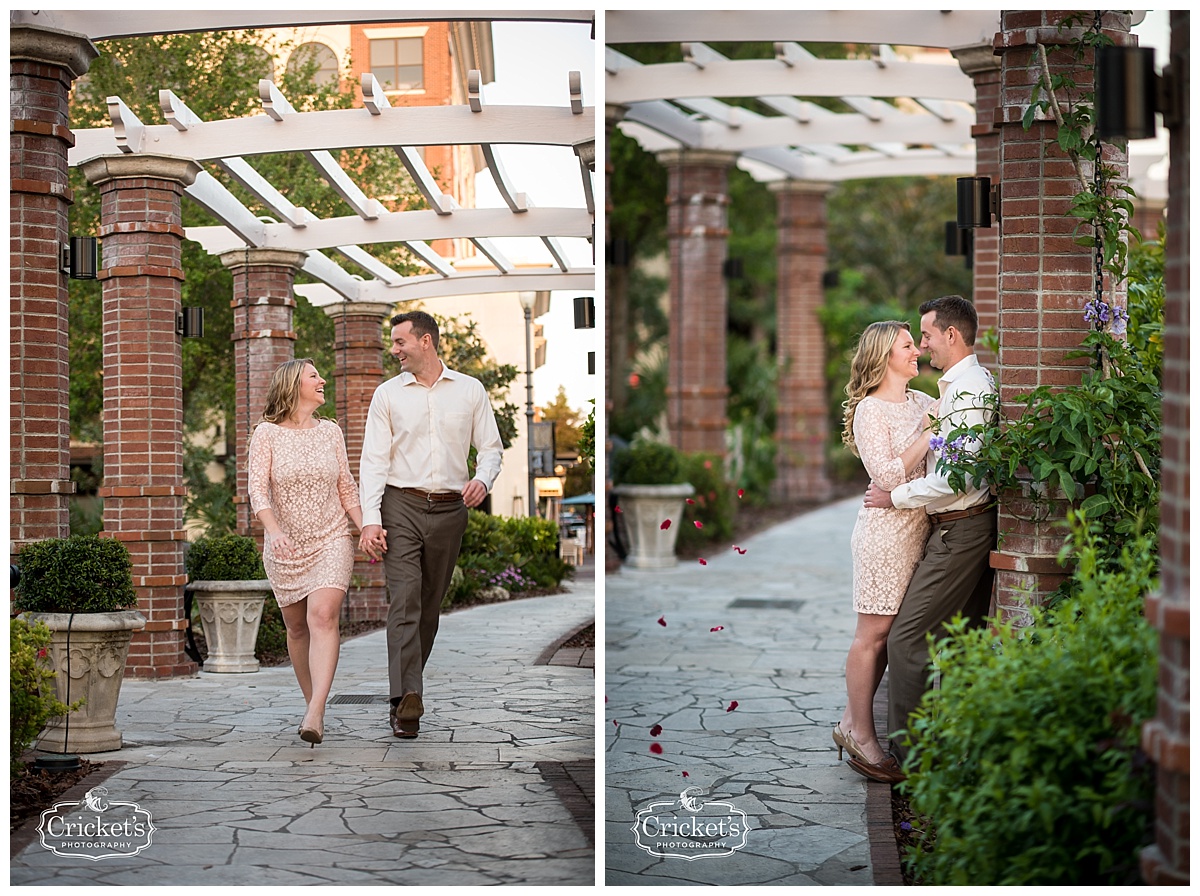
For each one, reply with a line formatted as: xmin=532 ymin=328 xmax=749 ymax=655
xmin=604 ymin=497 xmax=877 ymax=885
xmin=12 ymin=582 xmax=596 ymax=887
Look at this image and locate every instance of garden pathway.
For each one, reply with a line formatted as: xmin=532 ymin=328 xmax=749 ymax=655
xmin=604 ymin=495 xmax=898 ymax=885
xmin=11 ymin=575 xmax=595 ymax=886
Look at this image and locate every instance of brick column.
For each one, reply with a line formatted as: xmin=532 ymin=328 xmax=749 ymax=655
xmin=605 ymin=103 xmax=626 ymax=574
xmin=10 ymin=26 xmax=97 ymax=554
xmin=771 ymin=180 xmax=833 ymax=503
xmin=657 ymin=149 xmax=735 ymax=456
xmin=951 ymin=42 xmax=1002 ymax=373
xmin=325 ymin=301 xmax=392 ymax=621
xmin=82 ymin=154 xmax=202 ymax=679
xmin=1141 ymin=11 xmax=1189 ymax=886
xmin=219 ymin=248 xmax=305 ymax=536
xmin=990 ymin=12 xmax=1132 ymax=620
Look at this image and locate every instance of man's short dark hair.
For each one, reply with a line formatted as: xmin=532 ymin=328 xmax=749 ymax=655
xmin=919 ymin=295 xmax=978 ymax=345
xmin=391 ymin=310 xmax=440 ymax=350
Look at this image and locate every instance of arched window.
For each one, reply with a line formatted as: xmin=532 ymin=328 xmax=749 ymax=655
xmin=287 ymin=42 xmax=340 ymax=88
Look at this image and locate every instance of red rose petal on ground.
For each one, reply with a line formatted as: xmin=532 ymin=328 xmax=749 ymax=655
xmin=733 ymin=546 xmax=747 ymax=554
xmin=682 ymin=771 xmax=690 ymax=778
xmin=657 ymin=616 xmax=667 ymax=627
xmin=698 ymin=558 xmax=707 ymax=566
xmin=650 ymin=742 xmax=664 ymax=755
xmin=694 ymin=520 xmax=703 ymax=529
xmin=726 ymin=700 xmax=739 ymax=712
xmin=650 ymin=724 xmax=663 ymax=737
xmin=613 ymin=719 xmax=619 ymax=726
xmin=710 ymin=626 xmax=724 ymax=632
xmin=660 ymin=519 xmax=672 ymax=530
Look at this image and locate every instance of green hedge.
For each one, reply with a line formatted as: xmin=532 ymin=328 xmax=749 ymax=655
xmin=13 ymin=535 xmax=138 ymax=613
xmin=612 ymin=439 xmax=682 ymax=485
xmin=186 ymin=533 xmax=266 ymax=581
xmin=446 ymin=511 xmax=572 ymax=606
xmin=903 ymin=514 xmax=1158 ymax=885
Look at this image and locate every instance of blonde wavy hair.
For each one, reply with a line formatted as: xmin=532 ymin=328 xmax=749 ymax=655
xmin=259 ymin=358 xmax=329 ymax=425
xmin=841 ymin=321 xmax=911 ymax=457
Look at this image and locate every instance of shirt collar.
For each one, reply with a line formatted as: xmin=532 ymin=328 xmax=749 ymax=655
xmin=937 ymin=353 xmax=981 ymax=386
xmin=397 ymin=361 xmax=457 ymax=386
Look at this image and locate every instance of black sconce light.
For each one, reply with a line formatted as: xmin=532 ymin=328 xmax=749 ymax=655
xmin=957 ymin=176 xmax=1001 ymax=229
xmin=588 ymin=351 xmax=595 ymax=375
xmin=573 ymin=295 xmax=595 ymax=329
xmin=821 ymin=270 xmax=840 ymax=290
xmin=722 ymin=257 xmax=744 ymax=280
xmin=945 ymin=222 xmax=974 ymax=271
xmin=61 ymin=236 xmax=99 ymax=280
xmin=607 ymin=238 xmax=630 ymax=268
xmin=1096 ymin=45 xmax=1181 ymax=140
xmin=176 ymin=307 xmax=204 ymax=338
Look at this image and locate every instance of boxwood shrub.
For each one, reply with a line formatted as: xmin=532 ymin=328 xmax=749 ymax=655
xmin=13 ymin=535 xmax=138 ymax=613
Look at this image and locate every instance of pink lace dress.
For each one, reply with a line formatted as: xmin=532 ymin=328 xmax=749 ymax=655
xmin=849 ymin=391 xmax=936 ymax=615
xmin=246 ymin=419 xmax=359 ymax=607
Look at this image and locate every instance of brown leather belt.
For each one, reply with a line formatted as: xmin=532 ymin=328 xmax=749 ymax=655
xmin=399 ymin=487 xmax=462 ymax=504
xmin=930 ymin=503 xmax=995 ymax=526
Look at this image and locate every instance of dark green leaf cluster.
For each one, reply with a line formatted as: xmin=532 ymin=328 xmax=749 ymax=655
xmin=10 ymin=617 xmax=82 ymax=775
xmin=185 ymin=533 xmax=266 ymax=582
xmin=13 ymin=536 xmax=138 ymax=614
xmin=902 ymin=514 xmax=1158 ymax=885
xmin=577 ymin=400 xmax=596 ymax=470
xmin=446 ymin=510 xmax=570 ymax=604
xmin=611 ymin=440 xmax=683 ymax=486
xmin=675 ymin=453 xmax=736 ymax=548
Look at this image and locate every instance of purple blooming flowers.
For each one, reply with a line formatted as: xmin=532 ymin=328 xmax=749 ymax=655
xmin=931 ymin=434 xmax=971 ymax=463
xmin=1084 ymin=299 xmax=1129 ymax=335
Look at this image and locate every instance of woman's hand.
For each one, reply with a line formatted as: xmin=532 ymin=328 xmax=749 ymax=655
xmin=268 ymin=531 xmax=296 ymax=560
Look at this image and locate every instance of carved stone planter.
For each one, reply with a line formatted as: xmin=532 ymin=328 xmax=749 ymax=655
xmin=23 ymin=610 xmax=146 ymax=754
xmin=613 ymin=483 xmax=696 ymax=569
xmin=189 ymin=580 xmax=271 ymax=673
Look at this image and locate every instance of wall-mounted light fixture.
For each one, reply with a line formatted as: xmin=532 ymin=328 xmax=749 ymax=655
xmin=1096 ymin=45 xmax=1181 ymax=140
xmin=573 ymin=295 xmax=595 ymax=329
xmin=822 ymin=270 xmax=840 ymax=290
xmin=957 ymin=176 xmax=1001 ymax=229
xmin=722 ymin=257 xmax=744 ymax=280
xmin=588 ymin=351 xmax=595 ymax=375
xmin=61 ymin=237 xmax=99 ymax=280
xmin=176 ymin=307 xmax=204 ymax=338
xmin=945 ymin=221 xmax=970 ymax=256
xmin=607 ymin=238 xmax=630 ymax=268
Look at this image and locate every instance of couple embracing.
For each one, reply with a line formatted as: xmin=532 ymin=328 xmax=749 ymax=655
xmin=834 ymin=295 xmax=998 ymax=783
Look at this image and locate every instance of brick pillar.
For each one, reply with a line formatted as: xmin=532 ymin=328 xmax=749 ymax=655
xmin=219 ymin=249 xmax=305 ymax=536
xmin=82 ymin=154 xmax=202 ymax=679
xmin=1141 ymin=12 xmax=1189 ymax=886
xmin=325 ymin=301 xmax=392 ymax=621
xmin=989 ymin=12 xmax=1132 ymax=620
xmin=10 ymin=26 xmax=97 ymax=554
xmin=657 ymin=149 xmax=735 ymax=456
xmin=604 ymin=103 xmax=626 ymax=574
xmin=771 ymin=180 xmax=833 ymax=503
xmin=951 ymin=42 xmax=1002 ymax=373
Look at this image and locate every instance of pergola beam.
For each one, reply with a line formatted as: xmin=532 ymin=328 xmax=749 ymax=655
xmin=295 ymin=268 xmax=596 ymax=307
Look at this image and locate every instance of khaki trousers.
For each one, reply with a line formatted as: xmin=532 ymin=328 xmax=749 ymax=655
xmin=380 ymin=487 xmax=468 ymax=700
xmin=886 ymin=509 xmax=996 ymax=760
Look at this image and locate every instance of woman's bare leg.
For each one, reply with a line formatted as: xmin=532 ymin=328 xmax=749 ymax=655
xmin=839 ymin=612 xmax=895 ymax=765
xmin=300 ymin=587 xmax=345 ymax=731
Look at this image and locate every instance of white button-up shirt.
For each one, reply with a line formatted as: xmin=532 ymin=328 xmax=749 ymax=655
xmin=890 ymin=354 xmax=996 ymax=514
xmin=359 ymin=364 xmax=504 ymax=528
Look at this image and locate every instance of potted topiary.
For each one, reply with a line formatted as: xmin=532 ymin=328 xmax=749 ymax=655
xmin=12 ymin=535 xmax=146 ymax=753
xmin=185 ymin=533 xmax=270 ymax=673
xmin=611 ymin=439 xmax=695 ymax=569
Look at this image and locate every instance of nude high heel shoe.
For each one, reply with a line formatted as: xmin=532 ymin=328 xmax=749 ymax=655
xmin=832 ymin=723 xmax=869 ymax=763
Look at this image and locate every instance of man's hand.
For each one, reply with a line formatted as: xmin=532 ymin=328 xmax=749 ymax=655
xmin=359 ymin=524 xmax=388 ymax=561
xmin=864 ymin=482 xmax=895 ymax=509
xmin=461 ymin=479 xmax=488 ymax=509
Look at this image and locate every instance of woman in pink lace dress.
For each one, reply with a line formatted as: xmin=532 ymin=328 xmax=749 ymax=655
xmin=247 ymin=359 xmax=365 ymax=746
xmin=833 ymin=322 xmax=935 ymax=771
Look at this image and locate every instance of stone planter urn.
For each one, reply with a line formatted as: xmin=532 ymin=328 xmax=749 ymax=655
xmin=188 ymin=581 xmax=271 ymax=673
xmin=22 ymin=610 xmax=147 ymax=754
xmin=613 ymin=483 xmax=696 ymax=569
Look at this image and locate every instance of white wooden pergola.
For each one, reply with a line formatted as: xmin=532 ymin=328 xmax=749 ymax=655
xmin=46 ymin=9 xmax=596 ymax=306
xmin=606 ymin=9 xmax=1165 ymax=192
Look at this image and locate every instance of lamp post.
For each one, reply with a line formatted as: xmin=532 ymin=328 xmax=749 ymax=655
xmin=519 ymin=291 xmax=537 ymax=519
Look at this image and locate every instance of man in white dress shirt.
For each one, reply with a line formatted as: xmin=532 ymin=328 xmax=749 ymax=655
xmin=857 ymin=295 xmax=998 ymax=781
xmin=358 ymin=311 xmax=503 ymax=738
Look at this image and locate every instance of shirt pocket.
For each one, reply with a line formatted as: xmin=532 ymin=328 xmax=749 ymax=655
xmin=435 ymin=410 xmax=472 ymax=446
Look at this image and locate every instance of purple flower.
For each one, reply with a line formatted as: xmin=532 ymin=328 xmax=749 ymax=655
xmin=929 ymin=436 xmax=946 ymax=452
xmin=900 ymin=821 xmax=913 ymax=831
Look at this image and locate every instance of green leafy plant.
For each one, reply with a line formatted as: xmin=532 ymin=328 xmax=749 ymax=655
xmin=612 ymin=439 xmax=684 ymax=485
xmin=13 ymin=535 xmax=138 ymax=613
xmin=676 ymin=452 xmax=736 ymax=549
xmin=10 ymin=617 xmax=82 ymax=775
xmin=902 ymin=513 xmax=1158 ymax=885
xmin=185 ymin=533 xmax=266 ymax=581
xmin=578 ymin=399 xmax=596 ymax=471
xmin=445 ymin=511 xmax=571 ymax=606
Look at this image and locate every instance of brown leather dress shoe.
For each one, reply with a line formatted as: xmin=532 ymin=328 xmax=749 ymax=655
xmin=391 ymin=692 xmax=423 ymax=738
xmin=846 ymin=753 xmax=906 ymax=784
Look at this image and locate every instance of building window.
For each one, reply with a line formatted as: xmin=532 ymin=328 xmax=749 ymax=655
xmin=369 ymin=37 xmax=424 ymax=91
xmin=288 ymin=42 xmax=340 ymax=88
